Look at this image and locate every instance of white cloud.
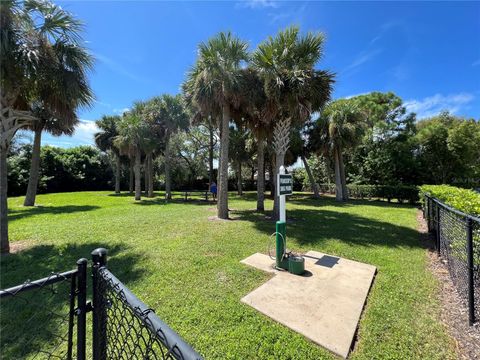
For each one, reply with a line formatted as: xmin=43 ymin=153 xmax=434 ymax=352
xmin=404 ymin=93 xmax=475 ymax=119
xmin=236 ymin=0 xmax=278 ymax=9
xmin=72 ymin=119 xmax=99 ymax=145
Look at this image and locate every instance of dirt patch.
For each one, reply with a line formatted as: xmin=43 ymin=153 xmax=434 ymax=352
xmin=8 ymin=241 xmax=34 ymax=254
xmin=417 ymin=210 xmax=480 ymax=359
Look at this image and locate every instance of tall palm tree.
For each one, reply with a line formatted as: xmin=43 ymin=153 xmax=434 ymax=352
xmin=95 ymin=115 xmax=122 ymax=194
xmin=237 ymin=68 xmax=271 ymax=211
xmin=252 ymin=26 xmax=334 ymax=218
xmin=146 ymin=95 xmax=189 ymax=199
xmin=311 ymin=100 xmax=366 ymax=201
xmin=114 ymin=112 xmax=149 ymax=201
xmin=0 ymin=0 xmax=94 ymax=252
xmin=183 ymin=32 xmax=249 ymax=219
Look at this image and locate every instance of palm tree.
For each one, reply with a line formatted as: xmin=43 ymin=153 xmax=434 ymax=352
xmin=146 ymin=95 xmax=189 ymax=199
xmin=183 ymin=32 xmax=249 ymax=219
xmin=237 ymin=68 xmax=271 ymax=211
xmin=114 ymin=112 xmax=149 ymax=201
xmin=229 ymin=124 xmax=251 ymax=195
xmin=311 ymin=100 xmax=366 ymax=201
xmin=0 ymin=0 xmax=94 ymax=252
xmin=95 ymin=115 xmax=122 ymax=194
xmin=252 ymin=26 xmax=334 ymax=218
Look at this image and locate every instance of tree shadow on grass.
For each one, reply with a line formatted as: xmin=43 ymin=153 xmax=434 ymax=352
xmin=0 ymin=242 xmax=143 ymax=359
xmin=8 ymin=205 xmax=100 ymax=222
xmin=288 ymin=194 xmax=416 ymax=210
xmin=231 ymin=207 xmax=421 ymax=249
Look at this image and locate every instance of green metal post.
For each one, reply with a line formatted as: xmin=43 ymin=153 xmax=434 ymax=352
xmin=276 ymin=221 xmax=288 ymax=269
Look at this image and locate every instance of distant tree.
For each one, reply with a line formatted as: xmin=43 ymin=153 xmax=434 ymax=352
xmin=229 ymin=124 xmax=251 ymax=195
xmin=95 ymin=115 xmax=122 ymax=193
xmin=183 ymin=32 xmax=249 ymax=219
xmin=311 ymin=100 xmax=366 ymax=201
xmin=1 ymin=0 xmax=94 ymax=252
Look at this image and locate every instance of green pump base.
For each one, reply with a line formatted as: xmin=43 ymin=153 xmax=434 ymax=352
xmin=288 ymin=255 xmax=305 ymax=275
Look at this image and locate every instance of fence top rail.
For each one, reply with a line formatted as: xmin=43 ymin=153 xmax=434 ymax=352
xmin=425 ymin=194 xmax=480 ymax=223
xmin=0 ymin=269 xmax=77 ymax=299
xmin=98 ymin=267 xmax=203 ymax=360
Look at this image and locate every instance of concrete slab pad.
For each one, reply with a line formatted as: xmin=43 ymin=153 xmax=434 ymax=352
xmin=240 ymin=251 xmax=376 ymax=358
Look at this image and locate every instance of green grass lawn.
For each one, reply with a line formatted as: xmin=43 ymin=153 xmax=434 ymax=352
xmin=1 ymin=191 xmax=455 ymax=359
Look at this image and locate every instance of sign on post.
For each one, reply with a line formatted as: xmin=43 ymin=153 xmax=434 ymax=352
xmin=277 ymin=174 xmax=293 ymax=196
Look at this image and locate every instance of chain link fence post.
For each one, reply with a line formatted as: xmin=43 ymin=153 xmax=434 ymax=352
xmin=92 ymin=248 xmax=108 ymax=360
xmin=466 ymin=218 xmax=475 ymax=325
xmin=435 ymin=203 xmax=441 ymax=255
xmin=76 ymin=258 xmax=88 ymax=360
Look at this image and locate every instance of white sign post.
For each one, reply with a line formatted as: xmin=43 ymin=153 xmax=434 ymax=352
xmin=277 ymin=166 xmax=293 ymax=222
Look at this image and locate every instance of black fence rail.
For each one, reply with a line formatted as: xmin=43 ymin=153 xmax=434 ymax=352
xmin=0 ymin=266 xmax=82 ymax=359
xmin=0 ymin=248 xmax=203 ymax=360
xmin=423 ymin=195 xmax=480 ymax=325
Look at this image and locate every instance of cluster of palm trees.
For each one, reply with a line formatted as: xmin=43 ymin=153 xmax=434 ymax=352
xmin=0 ymin=0 xmax=367 ymax=254
xmin=183 ymin=27 xmax=336 ymax=220
xmin=1 ymin=0 xmax=94 ymax=253
xmin=94 ymin=95 xmax=188 ymax=201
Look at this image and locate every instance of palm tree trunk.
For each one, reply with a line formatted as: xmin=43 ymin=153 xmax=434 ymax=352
xmin=208 ymin=125 xmax=214 ymax=186
xmin=144 ymin=157 xmax=149 ymax=196
xmin=236 ymin=162 xmax=243 ymax=196
xmin=217 ymin=102 xmax=230 ymax=219
xmin=256 ymin=139 xmax=265 ymax=211
xmin=134 ymin=148 xmax=141 ymax=201
xmin=24 ymin=126 xmax=43 ymax=206
xmin=165 ymin=137 xmax=172 ymax=200
xmin=115 ymin=153 xmax=121 ymax=194
xmin=273 ymin=152 xmax=286 ymax=220
xmin=148 ymin=153 xmax=154 ymax=198
xmin=129 ymin=159 xmax=134 ymax=194
xmin=301 ymin=154 xmax=320 ymax=199
xmin=269 ymin=156 xmax=275 ymax=199
xmin=334 ymin=146 xmax=344 ymax=202
xmin=338 ymin=148 xmax=348 ymax=201
xmin=0 ymin=145 xmax=9 ymax=253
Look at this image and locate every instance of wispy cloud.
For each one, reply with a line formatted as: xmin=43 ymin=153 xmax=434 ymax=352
xmin=472 ymin=59 xmax=480 ymax=67
xmin=267 ymin=2 xmax=307 ymax=25
xmin=236 ymin=0 xmax=278 ymax=9
xmin=404 ymin=93 xmax=475 ymax=119
xmin=94 ymin=53 xmax=148 ymax=83
xmin=113 ymin=107 xmax=130 ymax=115
xmin=342 ymin=49 xmax=382 ymax=74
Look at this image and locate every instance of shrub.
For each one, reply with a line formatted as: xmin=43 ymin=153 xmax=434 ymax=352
xmin=317 ymin=183 xmax=419 ymax=204
xmin=419 ymin=185 xmax=480 ymax=217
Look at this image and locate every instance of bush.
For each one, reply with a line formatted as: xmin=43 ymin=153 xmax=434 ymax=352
xmin=317 ymin=183 xmax=419 ymax=204
xmin=419 ymin=185 xmax=480 ymax=216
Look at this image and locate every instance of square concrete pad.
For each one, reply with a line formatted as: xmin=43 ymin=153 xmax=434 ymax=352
xmin=240 ymin=251 xmax=376 ymax=358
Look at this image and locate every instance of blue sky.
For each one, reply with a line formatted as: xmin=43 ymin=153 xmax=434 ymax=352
xmin=37 ymin=0 xmax=479 ymax=147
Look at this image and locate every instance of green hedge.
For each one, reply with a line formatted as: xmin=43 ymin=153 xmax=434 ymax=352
xmin=419 ymin=185 xmax=480 ymax=217
xmin=317 ymin=184 xmax=419 ymax=204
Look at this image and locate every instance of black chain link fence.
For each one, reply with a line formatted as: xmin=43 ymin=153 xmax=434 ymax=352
xmin=0 ymin=249 xmax=203 ymax=360
xmin=0 ymin=270 xmax=78 ymax=359
xmin=424 ymin=195 xmax=480 ymax=325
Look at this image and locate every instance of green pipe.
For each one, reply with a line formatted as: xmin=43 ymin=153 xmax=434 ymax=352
xmin=275 ymin=221 xmax=288 ymax=269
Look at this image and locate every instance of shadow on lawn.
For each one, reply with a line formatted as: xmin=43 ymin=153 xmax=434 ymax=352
xmin=8 ymin=205 xmax=100 ymax=222
xmin=0 ymin=242 xmax=143 ymax=359
xmin=231 ymin=206 xmax=420 ymax=249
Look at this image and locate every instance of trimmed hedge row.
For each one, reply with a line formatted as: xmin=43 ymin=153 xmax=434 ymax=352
xmin=419 ymin=185 xmax=480 ymax=217
xmin=317 ymin=184 xmax=419 ymax=204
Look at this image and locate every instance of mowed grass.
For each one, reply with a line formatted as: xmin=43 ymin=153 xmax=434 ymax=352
xmin=1 ymin=191 xmax=455 ymax=359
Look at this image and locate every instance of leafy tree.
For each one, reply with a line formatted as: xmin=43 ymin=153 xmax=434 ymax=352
xmin=229 ymin=124 xmax=252 ymax=195
xmin=0 ymin=0 xmax=93 ymax=252
xmin=310 ymin=99 xmax=366 ymax=201
xmin=183 ymin=32 xmax=249 ymax=219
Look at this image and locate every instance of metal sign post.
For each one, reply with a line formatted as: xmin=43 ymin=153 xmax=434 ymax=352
xmin=276 ymin=166 xmax=293 ymax=270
